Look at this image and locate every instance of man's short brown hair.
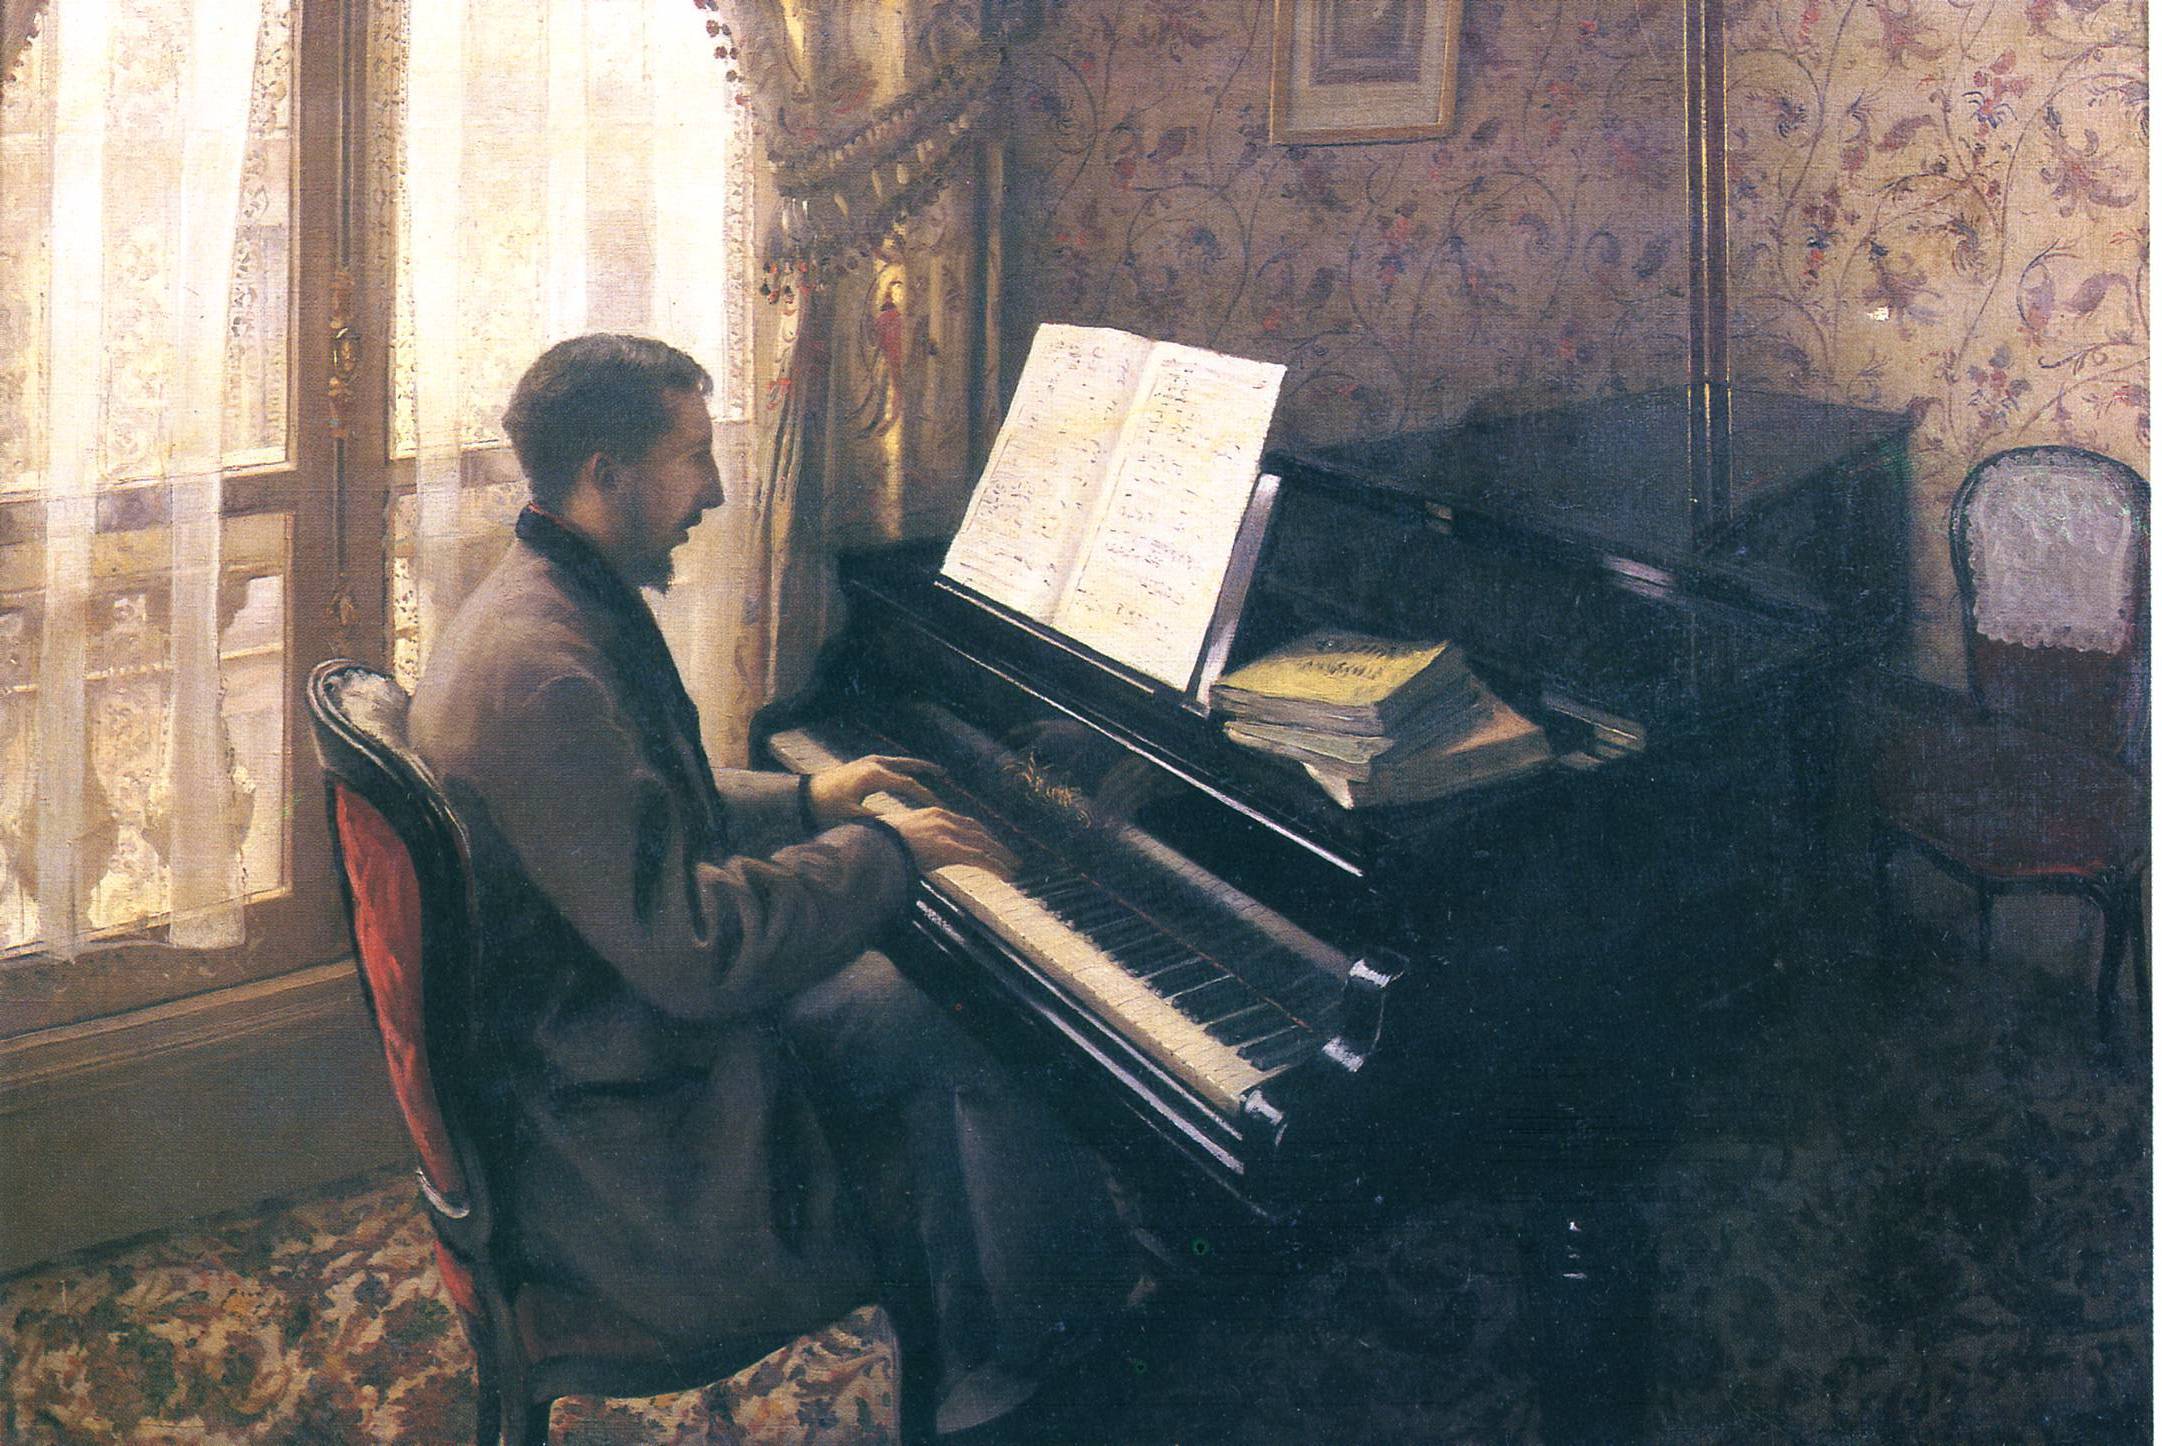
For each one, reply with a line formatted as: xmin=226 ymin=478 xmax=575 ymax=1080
xmin=503 ymin=334 xmax=712 ymax=509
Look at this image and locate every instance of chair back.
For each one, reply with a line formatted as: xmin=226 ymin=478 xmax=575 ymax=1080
xmin=306 ymin=659 xmax=496 ymax=1318
xmin=1951 ymin=446 xmax=2148 ymax=763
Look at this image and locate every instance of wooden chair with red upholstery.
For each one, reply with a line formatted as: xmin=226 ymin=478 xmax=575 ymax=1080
xmin=1869 ymin=446 xmax=2149 ymax=1042
xmin=307 ymin=659 xmax=892 ymax=1444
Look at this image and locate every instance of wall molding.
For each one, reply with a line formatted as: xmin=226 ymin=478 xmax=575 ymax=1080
xmin=1 ymin=961 xmax=411 ymax=1276
xmin=0 ymin=961 xmax=363 ymax=1113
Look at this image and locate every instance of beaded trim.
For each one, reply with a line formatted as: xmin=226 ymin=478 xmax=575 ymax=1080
xmin=4 ymin=0 xmax=48 ymax=88
xmin=694 ymin=2 xmax=1007 ymax=299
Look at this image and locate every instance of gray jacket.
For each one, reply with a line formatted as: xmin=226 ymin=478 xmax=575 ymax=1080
xmin=409 ymin=508 xmax=911 ymax=1348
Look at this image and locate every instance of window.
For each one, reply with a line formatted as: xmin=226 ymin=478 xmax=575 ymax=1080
xmin=0 ymin=0 xmax=754 ymax=1032
xmin=371 ymin=0 xmax=754 ymax=688
xmin=0 ymin=0 xmax=347 ymax=1028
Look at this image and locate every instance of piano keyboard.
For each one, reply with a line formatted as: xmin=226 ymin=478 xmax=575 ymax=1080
xmin=768 ymin=722 xmax=1352 ymax=1114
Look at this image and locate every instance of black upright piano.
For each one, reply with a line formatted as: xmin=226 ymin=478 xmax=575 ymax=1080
xmin=754 ymin=387 xmax=1910 ymax=1224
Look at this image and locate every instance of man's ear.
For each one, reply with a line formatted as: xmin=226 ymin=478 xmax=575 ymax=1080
xmin=574 ymin=448 xmax=615 ymax=496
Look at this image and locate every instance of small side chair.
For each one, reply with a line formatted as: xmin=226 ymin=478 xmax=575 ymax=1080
xmin=1869 ymin=447 xmax=2148 ymax=1041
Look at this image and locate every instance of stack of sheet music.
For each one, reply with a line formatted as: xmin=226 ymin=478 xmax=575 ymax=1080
xmin=1215 ymin=630 xmax=1551 ymax=808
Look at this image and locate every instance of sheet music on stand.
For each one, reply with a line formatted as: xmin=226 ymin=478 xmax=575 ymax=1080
xmin=941 ymin=324 xmax=1286 ymax=704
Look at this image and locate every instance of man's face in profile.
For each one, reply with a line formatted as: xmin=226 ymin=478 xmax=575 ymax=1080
xmin=609 ymin=388 xmax=725 ymax=590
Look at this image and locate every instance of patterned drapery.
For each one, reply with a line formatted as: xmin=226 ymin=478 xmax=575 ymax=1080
xmin=699 ymin=2 xmax=1024 ymax=739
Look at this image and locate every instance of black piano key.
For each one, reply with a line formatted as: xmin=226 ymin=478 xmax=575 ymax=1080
xmin=1028 ymin=878 xmax=1095 ymax=907
xmin=1110 ymin=902 xmax=1203 ymax=945
xmin=1167 ymin=975 xmax=1257 ymax=1024
xmin=1297 ymin=1005 xmax=1344 ymax=1046
xmin=1036 ymin=880 xmax=1113 ymax=913
xmin=1241 ymin=1026 xmax=1319 ymax=1072
xmin=1259 ymin=957 xmax=1339 ymax=1003
xmin=1026 ymin=861 xmax=1085 ymax=884
xmin=1090 ymin=917 xmax=1163 ymax=952
xmin=1019 ymin=888 xmax=1087 ymax=917
xmin=1214 ymin=949 xmax=1312 ymax=1004
xmin=1207 ymin=1005 xmax=1289 ymax=1046
xmin=1113 ymin=922 xmax=1320 ymax=1020
xmin=1120 ymin=899 xmax=1225 ymax=944
xmin=1057 ymin=904 xmax=1132 ymax=941
xmin=1271 ymin=972 xmax=1341 ymax=1015
xmin=1038 ymin=894 xmax=1119 ymax=930
xmin=1116 ymin=882 xmax=1184 ymax=919
xmin=1114 ymin=936 xmax=1190 ymax=971
xmin=1235 ymin=1022 xmax=1298 ymax=1057
xmin=1110 ymin=931 xmax=1184 ymax=965
xmin=1148 ymin=956 xmax=1223 ymax=992
xmin=1122 ymin=944 xmax=1203 ymax=981
xmin=1145 ymin=961 xmax=1221 ymax=998
xmin=1165 ymin=942 xmax=1311 ymax=1012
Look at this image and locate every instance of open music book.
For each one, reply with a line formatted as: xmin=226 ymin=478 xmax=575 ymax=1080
xmin=940 ymin=324 xmax=1286 ymax=690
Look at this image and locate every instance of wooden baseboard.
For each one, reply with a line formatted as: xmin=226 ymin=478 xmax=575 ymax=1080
xmin=0 ymin=962 xmax=413 ymax=1276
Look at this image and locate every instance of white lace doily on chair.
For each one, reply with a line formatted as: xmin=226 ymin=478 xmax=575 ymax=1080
xmin=1966 ymin=453 xmax=2141 ymax=654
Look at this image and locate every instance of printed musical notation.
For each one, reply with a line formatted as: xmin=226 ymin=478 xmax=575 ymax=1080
xmin=939 ymin=325 xmax=1285 ymax=689
xmin=940 ymin=327 xmax=1145 ymax=619
xmin=1059 ymin=346 xmax=1282 ymax=684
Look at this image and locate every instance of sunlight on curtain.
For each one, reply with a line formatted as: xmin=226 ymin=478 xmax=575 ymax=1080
xmin=384 ymin=0 xmax=760 ymax=761
xmin=0 ymin=0 xmax=292 ymax=958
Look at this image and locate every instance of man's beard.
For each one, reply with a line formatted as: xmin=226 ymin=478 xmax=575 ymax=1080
xmin=619 ymin=495 xmax=683 ymax=591
xmin=624 ymin=549 xmax=675 ymax=592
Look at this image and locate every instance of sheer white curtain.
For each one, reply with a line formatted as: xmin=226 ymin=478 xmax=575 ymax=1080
xmin=392 ymin=0 xmax=762 ymax=762
xmin=1 ymin=0 xmax=272 ymax=957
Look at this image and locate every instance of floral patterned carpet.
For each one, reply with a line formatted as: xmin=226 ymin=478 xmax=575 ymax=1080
xmin=0 ymin=1177 xmax=897 ymax=1444
xmin=3 ymin=912 xmax=2148 ymax=1443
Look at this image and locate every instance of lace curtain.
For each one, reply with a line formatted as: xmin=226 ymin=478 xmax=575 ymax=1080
xmin=1 ymin=0 xmax=285 ymax=958
xmin=384 ymin=0 xmax=760 ymax=763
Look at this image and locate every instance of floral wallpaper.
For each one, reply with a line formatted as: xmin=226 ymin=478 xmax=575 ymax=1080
xmin=1725 ymin=0 xmax=2147 ymax=682
xmin=1001 ymin=0 xmax=1695 ymax=448
xmin=999 ymin=0 xmax=2148 ymax=679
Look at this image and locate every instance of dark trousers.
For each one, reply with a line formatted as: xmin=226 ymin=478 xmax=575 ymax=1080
xmin=782 ymin=951 xmax=1130 ymax=1403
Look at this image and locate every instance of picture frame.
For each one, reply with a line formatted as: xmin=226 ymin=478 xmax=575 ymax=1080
xmin=1269 ymin=0 xmax=1464 ymax=145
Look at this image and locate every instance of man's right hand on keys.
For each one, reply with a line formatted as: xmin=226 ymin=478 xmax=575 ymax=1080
xmin=888 ymin=806 xmax=1021 ymax=879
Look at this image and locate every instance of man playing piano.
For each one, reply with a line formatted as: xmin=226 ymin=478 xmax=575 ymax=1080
xmin=409 ymin=333 xmax=1138 ymax=1438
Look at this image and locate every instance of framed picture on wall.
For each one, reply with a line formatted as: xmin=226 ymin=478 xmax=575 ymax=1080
xmin=1269 ymin=0 xmax=1464 ymax=144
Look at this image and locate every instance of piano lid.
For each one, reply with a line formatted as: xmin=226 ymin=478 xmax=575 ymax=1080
xmin=1279 ymin=385 xmax=1911 ymax=574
